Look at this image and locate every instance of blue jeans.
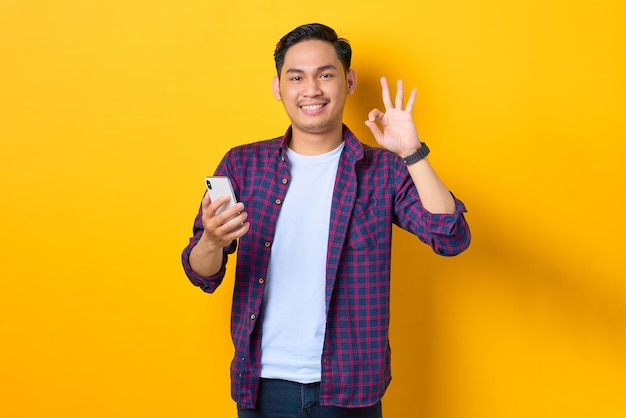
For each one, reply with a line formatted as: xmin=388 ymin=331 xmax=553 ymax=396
xmin=238 ymin=379 xmax=383 ymax=418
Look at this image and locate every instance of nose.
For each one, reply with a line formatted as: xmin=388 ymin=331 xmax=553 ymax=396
xmin=302 ymin=78 xmax=322 ymax=96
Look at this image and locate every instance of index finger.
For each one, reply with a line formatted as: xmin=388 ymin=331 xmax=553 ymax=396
xmin=201 ymin=191 xmax=211 ymax=211
xmin=202 ymin=192 xmax=229 ymax=212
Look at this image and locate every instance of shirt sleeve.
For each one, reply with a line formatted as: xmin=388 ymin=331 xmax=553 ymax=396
xmin=419 ymin=193 xmax=471 ymax=256
xmin=394 ymin=166 xmax=471 ymax=256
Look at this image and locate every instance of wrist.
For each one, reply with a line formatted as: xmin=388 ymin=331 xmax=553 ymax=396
xmin=401 ymin=142 xmax=430 ymax=165
xmin=399 ymin=143 xmax=423 ymax=159
xmin=199 ymin=233 xmax=223 ymax=253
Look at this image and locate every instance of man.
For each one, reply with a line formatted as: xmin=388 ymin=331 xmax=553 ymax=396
xmin=182 ymin=23 xmax=470 ymax=418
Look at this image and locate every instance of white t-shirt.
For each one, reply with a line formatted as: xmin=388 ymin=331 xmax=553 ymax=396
xmin=260 ymin=142 xmax=344 ymax=383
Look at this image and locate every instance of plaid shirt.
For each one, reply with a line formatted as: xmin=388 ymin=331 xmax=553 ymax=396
xmin=181 ymin=125 xmax=470 ymax=409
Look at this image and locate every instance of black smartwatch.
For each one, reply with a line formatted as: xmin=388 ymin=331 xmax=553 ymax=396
xmin=402 ymin=142 xmax=430 ymax=166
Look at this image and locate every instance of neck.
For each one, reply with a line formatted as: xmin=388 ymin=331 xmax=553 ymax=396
xmin=289 ymin=125 xmax=344 ymax=156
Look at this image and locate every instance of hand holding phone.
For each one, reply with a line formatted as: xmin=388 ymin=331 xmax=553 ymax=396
xmin=194 ymin=177 xmax=248 ymax=270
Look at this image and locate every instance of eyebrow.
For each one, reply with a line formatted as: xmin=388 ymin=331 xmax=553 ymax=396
xmin=284 ymin=64 xmax=338 ymax=75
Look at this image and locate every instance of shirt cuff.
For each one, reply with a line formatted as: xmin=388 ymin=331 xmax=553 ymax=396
xmin=425 ymin=196 xmax=467 ymax=236
xmin=181 ymin=239 xmax=237 ymax=293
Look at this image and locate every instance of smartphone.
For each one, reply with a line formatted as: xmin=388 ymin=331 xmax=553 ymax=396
xmin=204 ymin=176 xmax=237 ymax=216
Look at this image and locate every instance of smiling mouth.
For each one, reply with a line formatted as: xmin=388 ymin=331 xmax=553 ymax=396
xmin=300 ymin=104 xmax=326 ymax=111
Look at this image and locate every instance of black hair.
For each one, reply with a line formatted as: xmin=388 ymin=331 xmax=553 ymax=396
xmin=273 ymin=23 xmax=352 ymax=77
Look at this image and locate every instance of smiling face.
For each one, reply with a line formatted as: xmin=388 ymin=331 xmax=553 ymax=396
xmin=272 ymin=40 xmax=356 ymax=152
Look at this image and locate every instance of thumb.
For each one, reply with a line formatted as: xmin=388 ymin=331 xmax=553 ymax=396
xmin=365 ymin=119 xmax=384 ymax=144
xmin=365 ymin=108 xmax=385 ymax=143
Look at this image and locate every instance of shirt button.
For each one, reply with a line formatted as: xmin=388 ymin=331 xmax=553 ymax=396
xmin=282 ymin=178 xmax=288 ymax=184
xmin=265 ymin=241 xmax=271 ymax=248
xmin=275 ymin=199 xmax=281 ymax=205
xmin=250 ymin=314 xmax=256 ymax=320
xmin=258 ymin=278 xmax=264 ymax=284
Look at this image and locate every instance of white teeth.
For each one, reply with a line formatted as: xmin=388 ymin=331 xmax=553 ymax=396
xmin=301 ymin=104 xmax=324 ymax=110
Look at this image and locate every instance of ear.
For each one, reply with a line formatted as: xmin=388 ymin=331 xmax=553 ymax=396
xmin=346 ymin=69 xmax=357 ymax=95
xmin=272 ymin=76 xmax=282 ymax=100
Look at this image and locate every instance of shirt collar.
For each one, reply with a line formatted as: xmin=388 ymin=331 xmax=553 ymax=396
xmin=278 ymin=124 xmax=364 ymax=163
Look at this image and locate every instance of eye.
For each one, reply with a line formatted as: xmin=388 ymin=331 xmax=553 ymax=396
xmin=320 ymin=73 xmax=333 ymax=79
xmin=290 ymin=76 xmax=301 ymax=81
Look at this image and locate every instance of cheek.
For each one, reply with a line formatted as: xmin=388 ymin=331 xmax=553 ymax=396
xmin=331 ymin=89 xmax=348 ymax=104
xmin=280 ymin=88 xmax=291 ymax=100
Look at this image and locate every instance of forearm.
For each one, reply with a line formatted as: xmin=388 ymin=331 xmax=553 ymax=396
xmin=188 ymin=237 xmax=225 ymax=277
xmin=406 ymin=157 xmax=456 ymax=215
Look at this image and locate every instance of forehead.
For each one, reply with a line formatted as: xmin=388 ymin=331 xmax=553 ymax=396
xmin=281 ymin=40 xmax=341 ymax=72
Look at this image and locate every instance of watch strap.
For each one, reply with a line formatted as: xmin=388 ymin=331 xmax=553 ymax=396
xmin=402 ymin=142 xmax=430 ymax=165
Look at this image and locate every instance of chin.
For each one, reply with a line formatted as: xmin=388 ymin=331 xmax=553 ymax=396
xmin=295 ymin=120 xmax=342 ymax=135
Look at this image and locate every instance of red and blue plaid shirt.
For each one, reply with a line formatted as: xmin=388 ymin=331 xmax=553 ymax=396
xmin=182 ymin=125 xmax=470 ymax=409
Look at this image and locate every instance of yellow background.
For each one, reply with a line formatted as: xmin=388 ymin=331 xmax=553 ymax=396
xmin=1 ymin=0 xmax=625 ymax=417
